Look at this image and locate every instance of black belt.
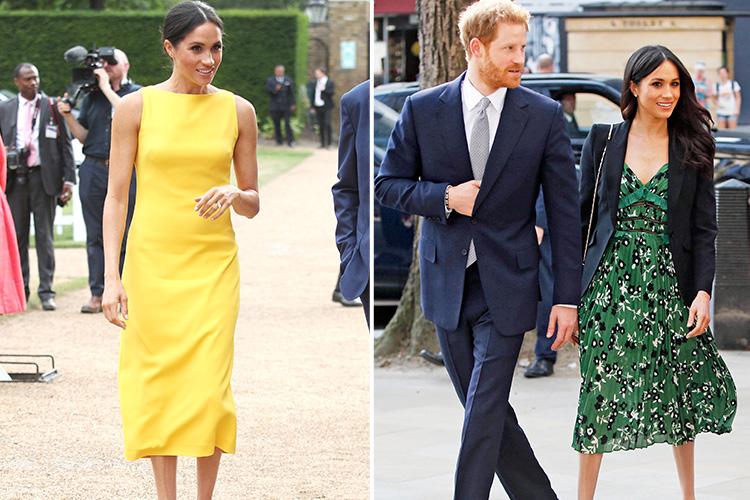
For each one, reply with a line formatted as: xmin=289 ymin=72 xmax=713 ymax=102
xmin=86 ymin=156 xmax=109 ymax=167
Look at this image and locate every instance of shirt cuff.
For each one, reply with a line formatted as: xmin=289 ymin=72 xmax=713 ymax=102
xmin=63 ymin=181 xmax=74 ymax=187
xmin=556 ymin=304 xmax=578 ymax=309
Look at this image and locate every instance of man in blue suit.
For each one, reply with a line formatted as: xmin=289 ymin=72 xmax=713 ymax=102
xmin=332 ymin=80 xmax=370 ymax=326
xmin=375 ymin=1 xmax=581 ymax=498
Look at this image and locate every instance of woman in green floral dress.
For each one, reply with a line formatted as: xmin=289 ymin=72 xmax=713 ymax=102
xmin=576 ymin=46 xmax=737 ymax=500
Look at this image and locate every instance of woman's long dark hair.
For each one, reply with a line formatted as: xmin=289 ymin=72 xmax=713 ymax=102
xmin=621 ymin=45 xmax=714 ymax=178
xmin=161 ymin=1 xmax=223 ymax=48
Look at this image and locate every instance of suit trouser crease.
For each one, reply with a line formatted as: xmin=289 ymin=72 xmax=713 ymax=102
xmin=79 ymin=159 xmax=135 ymax=296
xmin=435 ymin=265 xmax=557 ymax=500
xmin=7 ymin=170 xmax=56 ymax=300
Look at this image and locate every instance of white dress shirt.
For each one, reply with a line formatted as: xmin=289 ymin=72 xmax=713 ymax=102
xmin=461 ymin=76 xmax=507 ymax=151
xmin=314 ymin=76 xmax=328 ymax=107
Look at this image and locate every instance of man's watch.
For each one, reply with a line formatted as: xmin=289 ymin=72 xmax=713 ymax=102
xmin=444 ymin=185 xmax=453 ymax=217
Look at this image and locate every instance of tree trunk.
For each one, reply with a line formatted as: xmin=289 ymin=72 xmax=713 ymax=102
xmin=90 ymin=0 xmax=105 ymax=9
xmin=375 ymin=0 xmax=470 ymax=360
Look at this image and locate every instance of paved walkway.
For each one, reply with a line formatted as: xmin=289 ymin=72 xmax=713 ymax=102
xmin=0 ymin=148 xmax=370 ymax=499
xmin=375 ymin=351 xmax=749 ymax=499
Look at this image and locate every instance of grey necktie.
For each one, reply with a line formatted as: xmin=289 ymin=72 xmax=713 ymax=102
xmin=466 ymin=97 xmax=491 ymax=267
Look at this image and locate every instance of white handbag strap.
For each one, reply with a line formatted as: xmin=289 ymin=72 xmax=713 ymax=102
xmin=583 ymin=123 xmax=614 ymax=264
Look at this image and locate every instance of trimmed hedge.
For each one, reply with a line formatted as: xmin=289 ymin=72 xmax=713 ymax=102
xmin=0 ymin=9 xmax=308 ymax=120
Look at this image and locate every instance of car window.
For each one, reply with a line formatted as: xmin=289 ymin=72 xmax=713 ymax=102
xmin=374 ymin=101 xmax=400 ymax=150
xmin=569 ymin=92 xmax=621 ymax=130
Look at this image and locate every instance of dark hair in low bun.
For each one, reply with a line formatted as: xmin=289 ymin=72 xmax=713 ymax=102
xmin=621 ymin=45 xmax=714 ymax=178
xmin=161 ymin=1 xmax=223 ymax=48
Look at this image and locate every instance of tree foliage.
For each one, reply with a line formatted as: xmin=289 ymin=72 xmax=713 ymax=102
xmin=0 ymin=0 xmax=303 ymax=9
xmin=0 ymin=0 xmax=177 ymax=9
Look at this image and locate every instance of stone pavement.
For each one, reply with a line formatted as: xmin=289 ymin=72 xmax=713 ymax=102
xmin=375 ymin=351 xmax=749 ymax=499
xmin=0 ymin=148 xmax=370 ymax=499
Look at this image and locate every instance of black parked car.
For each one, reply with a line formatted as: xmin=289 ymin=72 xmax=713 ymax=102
xmin=374 ymin=74 xmax=750 ymax=304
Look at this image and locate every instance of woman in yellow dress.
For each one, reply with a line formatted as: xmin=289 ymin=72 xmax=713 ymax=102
xmin=101 ymin=2 xmax=259 ymax=498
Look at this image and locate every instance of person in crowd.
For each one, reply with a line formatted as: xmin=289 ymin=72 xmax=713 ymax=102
xmin=0 ymin=63 xmax=75 ymax=311
xmin=693 ymin=61 xmax=710 ymax=110
xmin=58 ymin=48 xmax=140 ymax=314
xmin=0 ymin=134 xmax=26 ymax=315
xmin=713 ymin=65 xmax=742 ymax=129
xmin=376 ymin=1 xmax=581 ymax=498
xmin=101 ymin=2 xmax=259 ymax=498
xmin=309 ymin=67 xmax=335 ymax=148
xmin=536 ymin=53 xmax=554 ymax=73
xmin=332 ymin=80 xmax=370 ymax=326
xmin=265 ymin=64 xmax=296 ymax=147
xmin=576 ymin=45 xmax=736 ymax=500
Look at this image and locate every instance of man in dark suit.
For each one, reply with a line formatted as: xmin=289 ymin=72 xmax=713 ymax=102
xmin=0 ymin=63 xmax=75 ymax=311
xmin=332 ymin=80 xmax=370 ymax=326
xmin=265 ymin=64 xmax=296 ymax=147
xmin=309 ymin=67 xmax=334 ymax=148
xmin=375 ymin=2 xmax=581 ymax=498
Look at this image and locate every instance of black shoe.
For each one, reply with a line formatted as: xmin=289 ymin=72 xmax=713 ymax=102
xmin=331 ymin=290 xmax=362 ymax=307
xmin=419 ymin=349 xmax=444 ymax=366
xmin=41 ymin=297 xmax=57 ymax=311
xmin=524 ymin=358 xmax=554 ymax=378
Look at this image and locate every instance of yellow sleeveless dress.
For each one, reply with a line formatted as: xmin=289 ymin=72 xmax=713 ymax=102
xmin=119 ymin=86 xmax=239 ymax=460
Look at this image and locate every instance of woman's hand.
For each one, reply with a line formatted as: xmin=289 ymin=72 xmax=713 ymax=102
xmin=103 ymin=279 xmax=128 ymax=329
xmin=194 ymin=185 xmax=241 ymax=220
xmin=686 ymin=291 xmax=711 ymax=338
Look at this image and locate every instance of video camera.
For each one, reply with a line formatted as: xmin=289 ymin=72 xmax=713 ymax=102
xmin=62 ymin=45 xmax=118 ymax=106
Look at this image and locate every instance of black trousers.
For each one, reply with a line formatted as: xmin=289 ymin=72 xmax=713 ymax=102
xmin=270 ymin=109 xmax=294 ymax=145
xmin=314 ymin=107 xmax=332 ymax=147
xmin=7 ymin=169 xmax=56 ymax=301
xmin=435 ymin=265 xmax=557 ymax=500
xmin=78 ymin=158 xmax=136 ymax=297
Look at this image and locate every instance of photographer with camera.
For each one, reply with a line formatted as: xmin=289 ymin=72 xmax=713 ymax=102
xmin=57 ymin=48 xmax=140 ymax=314
xmin=0 ymin=63 xmax=75 ymax=311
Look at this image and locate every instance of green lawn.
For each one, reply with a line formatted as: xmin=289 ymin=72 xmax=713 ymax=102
xmin=256 ymin=146 xmax=313 ymax=187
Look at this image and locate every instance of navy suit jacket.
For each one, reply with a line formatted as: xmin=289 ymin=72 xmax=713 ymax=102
xmin=332 ymin=80 xmax=370 ymax=300
xmin=375 ymin=73 xmax=581 ymax=333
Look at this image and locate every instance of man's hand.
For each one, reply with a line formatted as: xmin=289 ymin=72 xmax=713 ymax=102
xmin=548 ymin=305 xmax=579 ymax=350
xmin=94 ymin=68 xmax=110 ymax=92
xmin=59 ymin=183 xmax=74 ymax=205
xmin=447 ymin=180 xmax=481 ymax=216
xmin=57 ymin=93 xmax=72 ymax=114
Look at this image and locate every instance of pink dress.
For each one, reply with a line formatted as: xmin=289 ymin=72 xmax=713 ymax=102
xmin=0 ymin=136 xmax=26 ymax=314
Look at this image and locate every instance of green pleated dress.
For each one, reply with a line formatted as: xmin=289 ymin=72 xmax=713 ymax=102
xmin=573 ymin=163 xmax=737 ymax=454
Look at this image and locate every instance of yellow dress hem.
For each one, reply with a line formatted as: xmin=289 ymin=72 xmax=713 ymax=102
xmin=125 ymin=443 xmax=235 ymax=461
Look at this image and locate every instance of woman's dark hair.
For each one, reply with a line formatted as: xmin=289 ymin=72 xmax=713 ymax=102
xmin=161 ymin=1 xmax=223 ymax=48
xmin=621 ymin=45 xmax=714 ymax=178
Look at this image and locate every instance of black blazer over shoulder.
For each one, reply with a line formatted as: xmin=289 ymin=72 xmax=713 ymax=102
xmin=580 ymin=120 xmax=717 ymax=306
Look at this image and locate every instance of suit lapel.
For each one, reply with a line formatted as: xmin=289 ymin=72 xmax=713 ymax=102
xmin=4 ymin=97 xmax=19 ymax=145
xmin=604 ymin=120 xmax=629 ymax=226
xmin=437 ymin=73 xmax=473 ymax=182
xmin=473 ymin=87 xmax=528 ymax=212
